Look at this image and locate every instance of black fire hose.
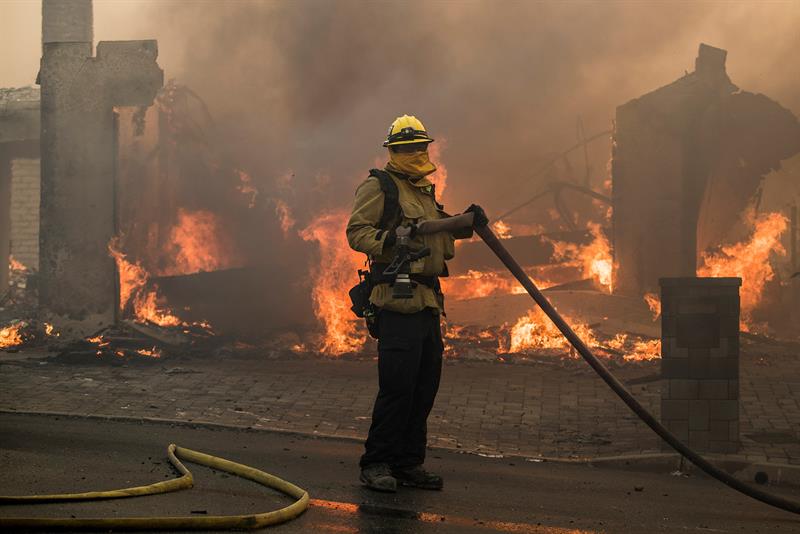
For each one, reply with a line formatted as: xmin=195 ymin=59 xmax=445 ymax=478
xmin=474 ymin=224 xmax=800 ymax=516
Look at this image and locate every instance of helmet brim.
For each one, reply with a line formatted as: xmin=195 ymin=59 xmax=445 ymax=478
xmin=383 ymin=138 xmax=435 ymax=147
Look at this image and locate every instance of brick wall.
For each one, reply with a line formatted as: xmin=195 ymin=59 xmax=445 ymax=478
xmin=9 ymin=158 xmax=40 ymax=270
xmin=660 ymin=277 xmax=741 ymax=454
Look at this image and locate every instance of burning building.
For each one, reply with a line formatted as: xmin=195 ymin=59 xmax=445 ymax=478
xmin=0 ymin=1 xmax=798 ymax=368
xmin=612 ymin=43 xmax=800 ymax=298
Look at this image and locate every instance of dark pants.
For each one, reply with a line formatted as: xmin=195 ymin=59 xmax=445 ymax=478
xmin=360 ymin=309 xmax=444 ymax=469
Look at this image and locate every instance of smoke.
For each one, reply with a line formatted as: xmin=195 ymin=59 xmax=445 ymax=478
xmin=4 ymin=1 xmax=799 ymax=334
xmin=105 ymin=0 xmax=797 ymax=217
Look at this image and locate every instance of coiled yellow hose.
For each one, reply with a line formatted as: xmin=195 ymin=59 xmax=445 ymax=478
xmin=0 ymin=444 xmax=309 ymax=530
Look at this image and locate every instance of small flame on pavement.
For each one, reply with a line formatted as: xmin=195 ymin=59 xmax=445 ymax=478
xmin=136 ymin=347 xmax=162 ymax=358
xmin=44 ymin=322 xmax=59 ymax=337
xmin=0 ymin=323 xmax=24 ymax=348
xmin=606 ymin=333 xmax=661 ymax=361
xmin=503 ymin=307 xmax=598 ymax=354
xmin=9 ymin=256 xmax=27 ymax=273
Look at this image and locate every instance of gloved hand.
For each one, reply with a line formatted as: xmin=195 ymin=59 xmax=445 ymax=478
xmin=383 ymin=223 xmax=416 ymax=250
xmin=395 ymin=224 xmax=416 ymax=239
xmin=464 ymin=204 xmax=489 ymax=227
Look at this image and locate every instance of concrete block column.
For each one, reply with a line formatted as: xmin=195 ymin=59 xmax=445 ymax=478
xmin=660 ymin=277 xmax=741 ymax=453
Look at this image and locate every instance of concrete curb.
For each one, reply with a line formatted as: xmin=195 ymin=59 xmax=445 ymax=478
xmin=2 ymin=408 xmax=799 ymax=489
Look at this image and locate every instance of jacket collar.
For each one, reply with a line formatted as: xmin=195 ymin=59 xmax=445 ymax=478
xmin=385 ymin=166 xmax=433 ymax=189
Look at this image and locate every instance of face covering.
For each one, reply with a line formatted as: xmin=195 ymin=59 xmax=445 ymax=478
xmin=388 ymin=149 xmax=437 ymax=178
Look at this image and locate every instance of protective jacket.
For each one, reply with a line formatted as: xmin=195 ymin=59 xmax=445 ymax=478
xmin=346 ymin=168 xmax=469 ymax=314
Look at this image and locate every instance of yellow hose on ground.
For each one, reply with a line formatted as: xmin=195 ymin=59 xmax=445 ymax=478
xmin=0 ymin=444 xmax=310 ymax=530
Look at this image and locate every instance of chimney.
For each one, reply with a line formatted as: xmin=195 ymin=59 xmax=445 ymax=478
xmin=42 ymin=0 xmax=93 ymax=46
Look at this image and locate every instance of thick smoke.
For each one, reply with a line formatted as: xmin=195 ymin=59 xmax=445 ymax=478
xmin=6 ymin=1 xmax=799 ymax=334
xmin=125 ymin=0 xmax=799 ymax=217
xmin=102 ymin=0 xmax=799 ymax=335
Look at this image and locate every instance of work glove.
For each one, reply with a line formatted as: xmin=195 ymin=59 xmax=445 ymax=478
xmin=464 ymin=204 xmax=489 ymax=228
xmin=382 ymin=223 xmax=417 ymax=251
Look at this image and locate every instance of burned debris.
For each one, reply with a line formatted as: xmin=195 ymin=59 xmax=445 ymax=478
xmin=0 ymin=4 xmax=798 ymax=469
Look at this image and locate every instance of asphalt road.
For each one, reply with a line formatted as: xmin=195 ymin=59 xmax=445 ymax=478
xmin=0 ymin=413 xmax=798 ymax=533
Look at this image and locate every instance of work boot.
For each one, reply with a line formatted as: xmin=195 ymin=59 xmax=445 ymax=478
xmin=360 ymin=463 xmax=397 ymax=493
xmin=391 ymin=465 xmax=444 ymax=490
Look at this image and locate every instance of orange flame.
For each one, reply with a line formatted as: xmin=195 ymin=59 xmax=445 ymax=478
xmin=643 ymin=292 xmax=661 ymax=321
xmin=697 ymin=210 xmax=787 ymax=329
xmin=299 ymin=212 xmax=366 ymax=355
xmin=235 ymin=169 xmax=259 ymax=208
xmin=491 ymin=220 xmax=513 ymax=239
xmin=502 ymin=307 xmax=597 ymax=354
xmin=274 ymin=199 xmax=296 ymax=238
xmin=0 ymin=324 xmax=24 ymax=348
xmin=136 ymin=347 xmax=162 ymax=358
xmin=162 ymin=208 xmax=241 ymax=276
xmin=108 ymin=238 xmax=185 ymax=327
xmin=9 ymin=256 xmax=27 ymax=272
xmin=440 ymin=265 xmax=581 ymax=301
xmin=606 ymin=333 xmax=661 ymax=361
xmin=549 ymin=223 xmax=613 ymax=291
xmin=441 ymin=270 xmax=527 ymax=300
xmin=427 ymin=141 xmax=448 ymax=201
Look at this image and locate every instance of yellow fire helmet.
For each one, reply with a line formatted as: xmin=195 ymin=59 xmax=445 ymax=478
xmin=383 ymin=114 xmax=435 ymax=147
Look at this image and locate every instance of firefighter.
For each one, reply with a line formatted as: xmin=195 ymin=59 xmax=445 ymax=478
xmin=346 ymin=115 xmax=487 ymax=492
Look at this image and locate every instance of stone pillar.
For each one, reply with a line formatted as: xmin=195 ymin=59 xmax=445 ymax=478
xmin=660 ymin=277 xmax=741 ymax=453
xmin=38 ymin=1 xmax=163 ymax=336
xmin=42 ymin=0 xmax=93 ymax=45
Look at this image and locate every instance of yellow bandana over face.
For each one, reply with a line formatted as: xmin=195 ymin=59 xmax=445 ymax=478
xmin=387 ymin=150 xmax=437 ymax=177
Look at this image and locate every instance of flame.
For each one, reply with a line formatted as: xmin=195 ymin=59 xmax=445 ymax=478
xmin=582 ymin=223 xmax=613 ymax=291
xmin=441 ymin=270 xmax=526 ymax=300
xmin=697 ymin=210 xmax=787 ymax=329
xmin=44 ymin=323 xmax=59 ymax=337
xmin=0 ymin=324 xmax=24 ymax=348
xmin=136 ymin=347 xmax=162 ymax=358
xmin=236 ymin=169 xmax=259 ymax=208
xmin=491 ymin=220 xmax=513 ymax=239
xmin=9 ymin=256 xmax=27 ymax=272
xmin=440 ymin=265 xmax=579 ymax=301
xmin=503 ymin=307 xmax=597 ymax=354
xmin=108 ymin=238 xmax=185 ymax=327
xmin=548 ymin=223 xmax=613 ymax=291
xmin=643 ymin=292 xmax=661 ymax=321
xmin=162 ymin=208 xmax=240 ymax=276
xmin=131 ymin=291 xmax=184 ymax=327
xmin=606 ymin=333 xmax=661 ymax=361
xmin=299 ymin=212 xmax=366 ymax=355
xmin=274 ymin=199 xmax=296 ymax=237
xmin=426 ymin=141 xmax=448 ymax=200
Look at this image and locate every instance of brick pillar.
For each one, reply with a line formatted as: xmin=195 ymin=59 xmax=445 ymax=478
xmin=38 ymin=17 xmax=162 ymax=336
xmin=9 ymin=159 xmax=41 ymax=270
xmin=0 ymin=156 xmax=10 ymax=294
xmin=660 ymin=277 xmax=741 ymax=453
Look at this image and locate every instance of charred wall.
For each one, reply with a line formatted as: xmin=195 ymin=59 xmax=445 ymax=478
xmin=38 ymin=0 xmax=163 ymax=337
xmin=613 ymin=44 xmax=800 ymax=296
